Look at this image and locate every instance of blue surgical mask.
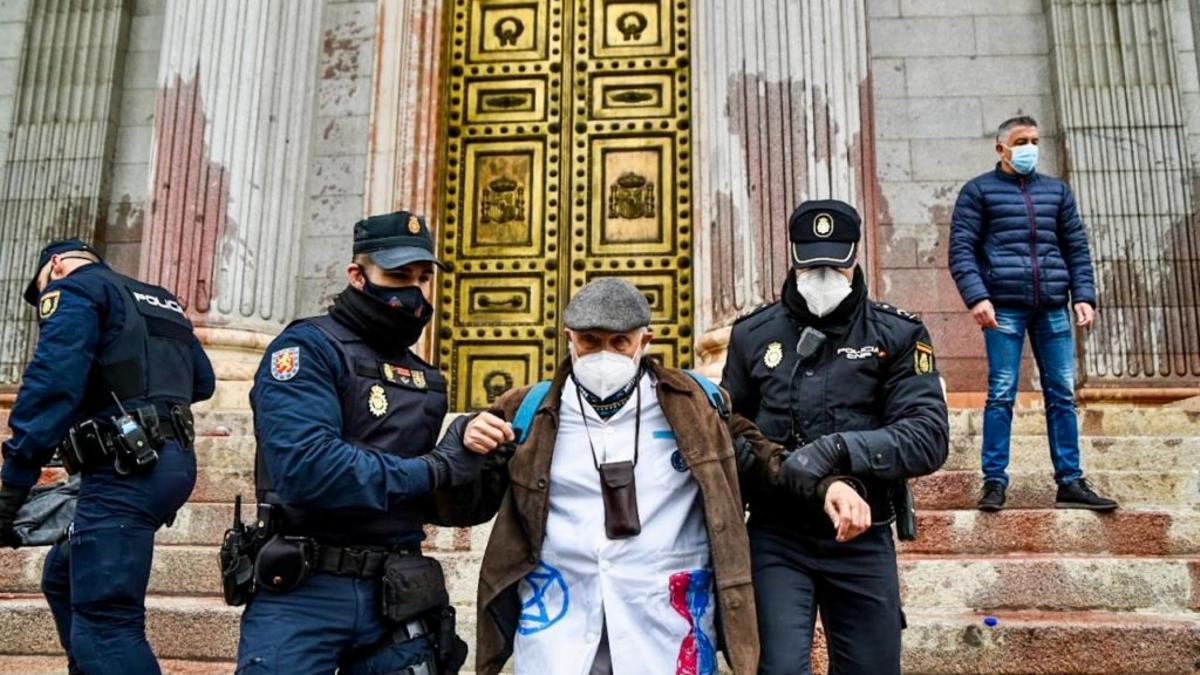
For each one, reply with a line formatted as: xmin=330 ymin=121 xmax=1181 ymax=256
xmin=1008 ymin=144 xmax=1039 ymax=175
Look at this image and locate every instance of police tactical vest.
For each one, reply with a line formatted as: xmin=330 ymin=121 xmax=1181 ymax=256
xmin=264 ymin=314 xmax=449 ymax=545
xmin=87 ymin=266 xmax=197 ymax=410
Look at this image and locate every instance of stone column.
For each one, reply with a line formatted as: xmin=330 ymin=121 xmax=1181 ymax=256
xmin=141 ymin=0 xmax=324 ymax=402
xmin=0 ymin=0 xmax=133 ymax=386
xmin=691 ymin=0 xmax=874 ymax=377
xmin=364 ymin=0 xmax=445 ymax=361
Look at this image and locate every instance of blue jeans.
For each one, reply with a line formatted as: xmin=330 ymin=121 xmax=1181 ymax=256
xmin=982 ymin=305 xmax=1084 ymax=486
xmin=237 ymin=573 xmax=433 ymax=674
xmin=41 ymin=441 xmax=197 ymax=675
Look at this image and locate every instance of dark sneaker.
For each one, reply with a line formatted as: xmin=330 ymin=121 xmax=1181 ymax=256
xmin=978 ymin=479 xmax=1006 ymax=512
xmin=1056 ymin=478 xmax=1119 ymax=511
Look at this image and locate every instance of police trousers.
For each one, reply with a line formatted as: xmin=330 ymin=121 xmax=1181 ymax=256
xmin=750 ymin=524 xmax=904 ymax=675
xmin=41 ymin=440 xmax=196 ymax=675
xmin=236 ymin=572 xmax=433 ymax=674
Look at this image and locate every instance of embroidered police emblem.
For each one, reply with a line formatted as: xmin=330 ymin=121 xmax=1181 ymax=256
xmin=412 ymin=370 xmax=427 ymax=389
xmin=814 ymin=213 xmax=834 ymax=238
xmin=270 ymin=347 xmax=300 ymax=381
xmin=764 ymin=341 xmax=783 ymax=369
xmin=368 ymin=384 xmax=389 ymax=417
xmin=915 ymin=341 xmax=936 ymax=375
xmin=407 ymin=214 xmax=422 ymax=234
xmin=38 ymin=290 xmax=61 ymax=320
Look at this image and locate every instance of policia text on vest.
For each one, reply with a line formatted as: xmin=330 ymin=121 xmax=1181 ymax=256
xmin=0 ymin=240 xmax=215 ymax=673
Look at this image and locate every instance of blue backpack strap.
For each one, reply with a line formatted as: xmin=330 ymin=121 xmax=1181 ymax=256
xmin=512 ymin=380 xmax=553 ymax=444
xmin=684 ymin=370 xmax=728 ymax=418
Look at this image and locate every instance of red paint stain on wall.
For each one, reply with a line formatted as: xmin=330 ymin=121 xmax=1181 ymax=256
xmin=142 ymin=73 xmax=234 ymax=323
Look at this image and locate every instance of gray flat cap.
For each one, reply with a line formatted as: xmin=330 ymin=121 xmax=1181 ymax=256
xmin=564 ymin=277 xmax=652 ymax=332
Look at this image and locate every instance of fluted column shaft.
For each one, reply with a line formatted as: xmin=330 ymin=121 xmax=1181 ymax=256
xmin=141 ymin=0 xmax=324 ymax=337
xmin=691 ymin=0 xmax=873 ymax=375
xmin=0 ymin=0 xmax=132 ymax=385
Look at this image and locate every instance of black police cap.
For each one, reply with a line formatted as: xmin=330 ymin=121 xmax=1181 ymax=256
xmin=788 ymin=199 xmax=861 ymax=269
xmin=24 ymin=239 xmax=101 ymax=306
xmin=352 ymin=211 xmax=444 ymax=270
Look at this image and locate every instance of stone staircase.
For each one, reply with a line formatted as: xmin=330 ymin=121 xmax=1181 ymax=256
xmin=0 ymin=405 xmax=1197 ymax=673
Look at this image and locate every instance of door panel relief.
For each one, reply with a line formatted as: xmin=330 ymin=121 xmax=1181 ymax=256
xmin=439 ymin=0 xmax=693 ymax=410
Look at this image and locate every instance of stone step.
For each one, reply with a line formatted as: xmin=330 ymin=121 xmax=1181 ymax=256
xmin=0 ymin=655 xmax=233 ymax=674
xmin=194 ymin=465 xmax=1200 ymax=510
xmin=0 ymin=595 xmax=241 ymax=661
xmin=896 ymin=554 xmax=1200 ymax=613
xmin=188 ymin=435 xmax=1200 ymax=507
xmin=912 ymin=469 xmax=1199 ymax=510
xmin=903 ymin=508 xmax=1200 ymax=556
xmin=190 ymin=406 xmax=1200 ymax=440
xmin=3 ymin=546 xmax=1196 ymax=614
xmin=163 ymin=502 xmax=1200 ymax=558
xmin=1 ymin=596 xmax=1195 ymax=675
xmin=942 ymin=436 xmax=1200 ymax=472
xmin=193 ymin=434 xmax=1200 ymax=479
xmin=892 ymin=609 xmax=1200 ymax=674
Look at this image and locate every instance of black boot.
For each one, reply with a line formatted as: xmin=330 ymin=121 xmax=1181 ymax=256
xmin=978 ymin=479 xmax=1006 ymax=512
xmin=1056 ymin=478 xmax=1119 ymax=511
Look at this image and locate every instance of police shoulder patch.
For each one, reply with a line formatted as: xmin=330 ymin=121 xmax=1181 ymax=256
xmin=914 ymin=341 xmax=936 ymax=375
xmin=270 ymin=347 xmax=300 ymax=381
xmin=873 ymin=301 xmax=921 ymax=323
xmin=38 ymin=290 xmax=61 ymax=320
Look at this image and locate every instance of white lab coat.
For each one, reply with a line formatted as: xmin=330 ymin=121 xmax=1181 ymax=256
xmin=513 ymin=373 xmax=718 ymax=675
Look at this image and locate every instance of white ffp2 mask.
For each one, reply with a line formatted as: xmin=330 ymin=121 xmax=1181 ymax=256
xmin=570 ymin=341 xmax=642 ymax=399
xmin=795 ymin=267 xmax=852 ymax=317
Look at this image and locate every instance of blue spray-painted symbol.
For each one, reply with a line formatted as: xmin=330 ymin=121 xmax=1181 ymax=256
xmin=518 ymin=560 xmax=570 ymax=635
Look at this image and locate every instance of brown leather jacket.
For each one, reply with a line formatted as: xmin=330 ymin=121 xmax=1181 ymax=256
xmin=431 ymin=359 xmax=777 ymax=675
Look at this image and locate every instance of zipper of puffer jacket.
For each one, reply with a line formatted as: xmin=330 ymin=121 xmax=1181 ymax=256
xmin=1020 ymin=177 xmax=1040 ymax=306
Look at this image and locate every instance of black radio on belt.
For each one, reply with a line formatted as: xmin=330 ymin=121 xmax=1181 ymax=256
xmin=110 ymin=393 xmax=159 ymax=474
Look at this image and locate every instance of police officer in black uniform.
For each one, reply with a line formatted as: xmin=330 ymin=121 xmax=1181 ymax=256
xmin=234 ymin=211 xmax=508 ymax=674
xmin=0 ymin=240 xmax=214 ymax=673
xmin=722 ymin=200 xmax=950 ymax=675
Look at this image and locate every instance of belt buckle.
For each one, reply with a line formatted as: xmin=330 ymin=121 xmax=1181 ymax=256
xmin=340 ymin=547 xmax=367 ymax=576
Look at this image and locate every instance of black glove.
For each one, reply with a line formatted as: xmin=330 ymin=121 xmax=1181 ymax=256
xmin=421 ymin=416 xmax=484 ymax=490
xmin=0 ymin=483 xmax=32 ymax=548
xmin=777 ymin=434 xmax=849 ymax=502
xmin=733 ymin=435 xmax=757 ymax=476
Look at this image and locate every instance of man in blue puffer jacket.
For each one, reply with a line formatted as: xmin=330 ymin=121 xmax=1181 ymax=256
xmin=949 ymin=115 xmax=1118 ymax=512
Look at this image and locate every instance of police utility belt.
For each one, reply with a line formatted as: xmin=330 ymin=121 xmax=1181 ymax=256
xmin=57 ymin=404 xmax=195 ymax=475
xmin=221 ymin=502 xmax=467 ymax=673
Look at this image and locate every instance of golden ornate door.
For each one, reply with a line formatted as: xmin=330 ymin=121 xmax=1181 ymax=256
xmin=437 ymin=0 xmax=694 ymax=410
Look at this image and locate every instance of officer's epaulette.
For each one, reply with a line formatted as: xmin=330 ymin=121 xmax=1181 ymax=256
xmin=732 ymin=301 xmax=779 ymax=331
xmin=872 ymin=301 xmax=921 ymax=323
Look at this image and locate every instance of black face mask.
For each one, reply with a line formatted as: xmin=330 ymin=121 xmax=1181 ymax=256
xmin=329 ymin=283 xmax=432 ymax=351
xmin=358 ymin=265 xmax=433 ymax=319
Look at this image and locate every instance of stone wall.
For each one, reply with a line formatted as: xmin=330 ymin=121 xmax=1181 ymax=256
xmin=92 ymin=0 xmax=379 ymax=320
xmin=299 ymin=0 xmax=379 ymax=317
xmin=868 ymin=0 xmax=1062 ymax=392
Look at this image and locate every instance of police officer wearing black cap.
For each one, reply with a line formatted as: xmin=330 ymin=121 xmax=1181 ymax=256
xmin=235 ymin=211 xmax=507 ymax=674
xmin=0 ymin=239 xmax=214 ymax=673
xmin=722 ymin=200 xmax=949 ymax=674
